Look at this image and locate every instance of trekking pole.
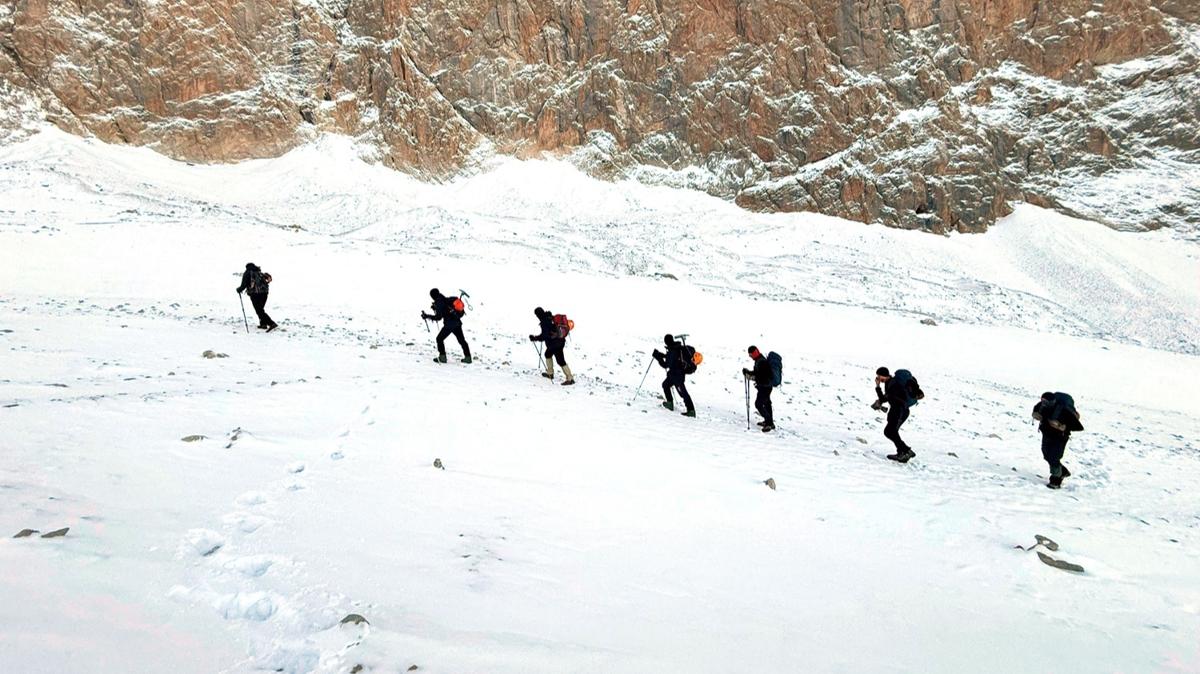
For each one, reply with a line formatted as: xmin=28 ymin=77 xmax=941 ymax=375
xmin=237 ymin=293 xmax=249 ymax=333
xmin=631 ymin=358 xmax=655 ymax=403
xmin=745 ymin=375 xmax=751 ymax=430
xmin=532 ymin=341 xmax=543 ymax=369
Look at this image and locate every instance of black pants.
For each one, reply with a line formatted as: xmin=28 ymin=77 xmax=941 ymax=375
xmin=436 ymin=324 xmax=471 ymax=358
xmin=884 ymin=405 xmax=910 ymax=452
xmin=1041 ymin=430 xmax=1069 ymax=477
xmin=544 ymin=340 xmax=566 ymax=366
xmin=662 ymin=376 xmax=694 ymax=412
xmin=755 ymin=386 xmax=774 ymax=425
xmin=248 ymin=293 xmax=275 ymax=328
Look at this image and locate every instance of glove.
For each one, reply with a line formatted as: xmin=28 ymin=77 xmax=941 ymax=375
xmin=529 ymin=335 xmax=537 ymax=341
xmin=742 ymin=368 xmax=752 ymax=377
xmin=421 ymin=312 xmax=431 ymax=320
xmin=652 ymin=349 xmax=663 ymax=359
xmin=236 ymin=287 xmax=242 ymax=294
xmin=871 ymin=399 xmax=887 ymax=411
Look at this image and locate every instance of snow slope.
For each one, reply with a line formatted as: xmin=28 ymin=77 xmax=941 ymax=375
xmin=1 ymin=129 xmax=1199 ymax=674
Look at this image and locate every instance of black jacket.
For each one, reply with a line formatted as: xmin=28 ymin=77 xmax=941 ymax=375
xmin=531 ymin=313 xmax=562 ymax=344
xmin=237 ymin=264 xmax=267 ymax=295
xmin=877 ymin=378 xmax=909 ymax=410
xmin=654 ymin=342 xmax=687 ymax=379
xmin=746 ymin=356 xmax=772 ymax=388
xmin=427 ymin=295 xmax=462 ymax=328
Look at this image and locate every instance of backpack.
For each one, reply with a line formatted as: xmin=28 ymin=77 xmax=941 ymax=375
xmin=552 ymin=314 xmax=574 ymax=339
xmin=680 ymin=344 xmax=702 ymax=375
xmin=1035 ymin=392 xmax=1084 ymax=433
xmin=892 ymin=369 xmax=924 ymax=407
xmin=448 ymin=296 xmax=465 ymax=317
xmin=248 ymin=270 xmax=271 ymax=294
xmin=766 ymin=352 xmax=783 ymax=387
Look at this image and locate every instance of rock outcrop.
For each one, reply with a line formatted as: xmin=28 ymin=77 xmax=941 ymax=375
xmin=2 ymin=0 xmax=1196 ymax=232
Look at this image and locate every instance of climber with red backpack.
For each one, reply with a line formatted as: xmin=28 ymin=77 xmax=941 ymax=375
xmin=422 ymin=288 xmax=472 ymax=364
xmin=529 ymin=307 xmax=575 ymax=385
xmin=653 ymin=334 xmax=697 ymax=417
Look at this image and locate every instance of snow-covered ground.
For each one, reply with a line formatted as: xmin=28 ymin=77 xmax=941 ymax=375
xmin=1 ymin=129 xmax=1199 ymax=674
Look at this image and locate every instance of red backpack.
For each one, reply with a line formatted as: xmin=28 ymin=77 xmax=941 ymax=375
xmin=448 ymin=296 xmax=466 ymax=317
xmin=552 ymin=314 xmax=574 ymax=339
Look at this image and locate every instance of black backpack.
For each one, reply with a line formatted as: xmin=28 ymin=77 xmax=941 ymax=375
xmin=680 ymin=344 xmax=700 ymax=375
xmin=248 ymin=270 xmax=271 ymax=294
xmin=892 ymin=369 xmax=924 ymax=407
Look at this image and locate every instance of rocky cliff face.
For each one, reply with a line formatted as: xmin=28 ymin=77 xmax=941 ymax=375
xmin=2 ymin=0 xmax=1196 ymax=232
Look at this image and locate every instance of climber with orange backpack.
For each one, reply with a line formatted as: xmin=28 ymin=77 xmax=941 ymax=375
xmin=652 ymin=334 xmax=698 ymax=417
xmin=529 ymin=307 xmax=575 ymax=385
xmin=422 ymin=288 xmax=472 ymax=364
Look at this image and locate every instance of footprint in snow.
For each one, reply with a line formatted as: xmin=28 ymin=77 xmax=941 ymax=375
xmin=215 ymin=591 xmax=278 ymax=621
xmin=223 ymin=554 xmax=280 ymax=578
xmin=286 ymin=462 xmax=306 ymax=474
xmin=330 ymin=450 xmax=345 ymax=461
xmin=223 ymin=512 xmax=271 ymax=534
xmin=182 ymin=529 xmax=226 ymax=557
xmin=234 ymin=491 xmax=269 ymax=508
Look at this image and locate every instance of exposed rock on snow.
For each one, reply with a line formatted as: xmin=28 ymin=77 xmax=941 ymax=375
xmin=201 ymin=350 xmax=228 ymax=359
xmin=40 ymin=527 xmax=69 ymax=538
xmin=1037 ymin=551 xmax=1086 ymax=574
xmin=1 ymin=1 xmax=1196 ymax=231
xmin=13 ymin=529 xmax=39 ymax=538
xmin=180 ymin=434 xmax=207 ymax=442
xmin=340 ymin=613 xmax=369 ymax=626
xmin=763 ymin=478 xmax=777 ymax=490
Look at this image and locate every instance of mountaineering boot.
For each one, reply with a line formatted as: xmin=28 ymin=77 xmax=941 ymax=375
xmin=662 ymin=400 xmax=675 ymax=411
xmin=257 ymin=324 xmax=269 ymax=330
xmin=434 ymin=354 xmax=447 ymax=364
xmin=542 ymin=372 xmax=554 ymax=380
xmin=1060 ymin=465 xmax=1071 ymax=479
xmin=461 ymin=356 xmax=472 ymax=364
xmin=562 ymin=379 xmax=575 ymax=386
xmin=756 ymin=420 xmax=768 ymax=427
xmin=1047 ymin=475 xmax=1063 ymax=489
xmin=761 ymin=423 xmax=775 ymax=433
xmin=561 ymin=365 xmax=574 ymax=386
xmin=681 ymin=410 xmax=696 ymax=418
xmin=887 ymin=449 xmax=916 ymax=463
xmin=265 ymin=324 xmax=278 ymax=333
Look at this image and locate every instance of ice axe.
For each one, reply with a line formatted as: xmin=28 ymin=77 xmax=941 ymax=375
xmin=458 ymin=289 xmax=472 ymax=311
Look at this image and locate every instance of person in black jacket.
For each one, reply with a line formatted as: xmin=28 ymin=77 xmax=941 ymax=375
xmin=743 ymin=346 xmax=775 ymax=432
xmin=422 ymin=288 xmax=472 ymax=364
xmin=653 ymin=334 xmax=695 ymax=417
xmin=529 ymin=307 xmax=574 ymax=385
xmin=874 ymin=367 xmax=915 ymax=462
xmin=1033 ymin=391 xmax=1083 ymax=489
xmin=235 ymin=262 xmax=277 ymax=332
